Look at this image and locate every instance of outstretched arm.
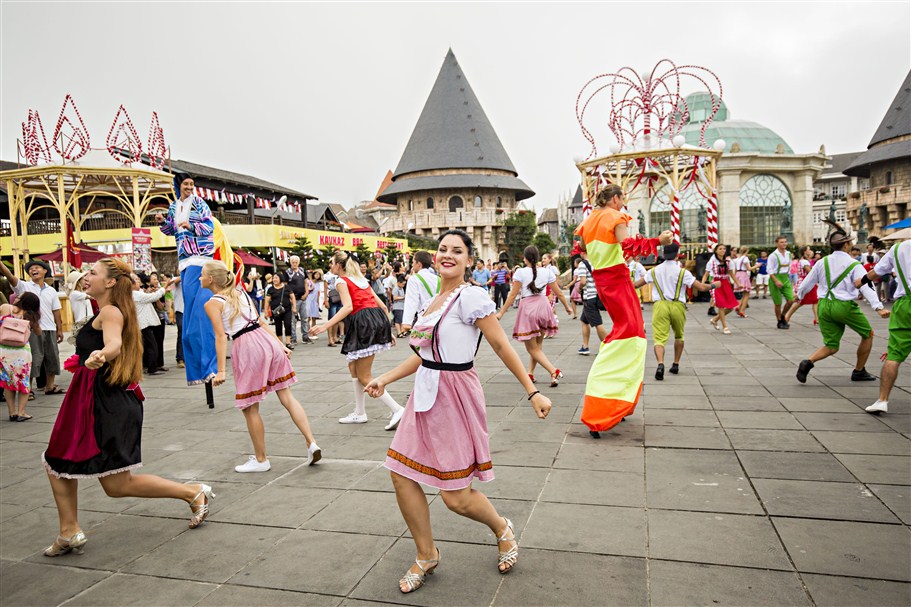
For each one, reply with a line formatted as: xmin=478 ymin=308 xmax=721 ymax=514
xmin=204 ymin=299 xmax=229 ymax=386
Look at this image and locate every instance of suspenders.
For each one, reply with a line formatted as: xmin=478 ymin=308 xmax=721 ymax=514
xmin=893 ymin=242 xmax=910 ymax=296
xmin=651 ymin=267 xmax=686 ymax=302
xmin=416 ymin=273 xmax=440 ymax=297
xmin=822 ymin=257 xmax=860 ymax=300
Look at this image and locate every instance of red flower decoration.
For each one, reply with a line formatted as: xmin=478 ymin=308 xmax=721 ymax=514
xmin=63 ymin=353 xmax=80 ymax=373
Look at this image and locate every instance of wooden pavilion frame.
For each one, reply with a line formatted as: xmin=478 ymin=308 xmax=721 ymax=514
xmin=2 ymin=161 xmax=175 ymax=275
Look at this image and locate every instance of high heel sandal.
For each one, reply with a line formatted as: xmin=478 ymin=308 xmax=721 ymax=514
xmin=399 ymin=547 xmax=440 ymax=593
xmin=497 ymin=517 xmax=518 ymax=574
xmin=550 ymin=369 xmax=564 ymax=388
xmin=44 ymin=531 xmax=87 ymax=557
xmin=188 ymin=483 xmax=215 ymax=529
xmin=710 ymin=318 xmax=720 ymax=331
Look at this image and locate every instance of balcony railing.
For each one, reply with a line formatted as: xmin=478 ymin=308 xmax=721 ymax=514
xmin=383 ymin=208 xmax=503 ymax=233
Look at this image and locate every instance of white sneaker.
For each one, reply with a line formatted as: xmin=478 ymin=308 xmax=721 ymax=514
xmin=235 ymin=455 xmax=271 ymax=473
xmin=306 ymin=442 xmax=322 ymax=466
xmin=339 ymin=411 xmax=368 ymax=424
xmin=385 ymin=408 xmax=405 ymax=431
xmin=865 ymin=400 xmax=888 ymax=414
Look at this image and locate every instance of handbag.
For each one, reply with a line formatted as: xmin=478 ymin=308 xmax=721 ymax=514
xmin=272 ymin=286 xmax=287 ymax=316
xmin=0 ymin=317 xmax=31 ymax=347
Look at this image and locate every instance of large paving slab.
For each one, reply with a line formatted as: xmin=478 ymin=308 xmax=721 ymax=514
xmin=1 ymin=297 xmax=908 ymax=605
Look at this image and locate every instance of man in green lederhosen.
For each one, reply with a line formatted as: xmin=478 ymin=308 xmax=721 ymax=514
xmin=796 ymin=226 xmax=890 ymax=384
xmin=767 ymin=236 xmax=796 ymax=329
xmin=857 ymin=239 xmax=910 ymax=414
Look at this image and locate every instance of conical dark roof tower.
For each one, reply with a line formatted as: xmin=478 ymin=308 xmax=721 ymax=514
xmin=845 ymin=70 xmax=911 ymax=177
xmin=377 ymin=50 xmax=533 ymax=202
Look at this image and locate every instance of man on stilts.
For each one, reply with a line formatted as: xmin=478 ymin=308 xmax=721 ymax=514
xmin=156 ymin=175 xmax=218 ymax=389
xmin=858 ymin=238 xmax=910 ymax=414
xmin=796 ymin=221 xmax=889 ymax=384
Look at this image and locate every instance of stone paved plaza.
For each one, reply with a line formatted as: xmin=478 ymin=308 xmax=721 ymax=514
xmin=1 ymin=297 xmax=909 ymax=606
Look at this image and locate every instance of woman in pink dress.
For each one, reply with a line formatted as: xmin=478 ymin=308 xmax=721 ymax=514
xmin=366 ymin=229 xmax=552 ymax=594
xmin=201 ymin=261 xmax=321 ymax=473
xmin=785 ymin=246 xmax=819 ymax=325
xmin=703 ymin=244 xmax=738 ymax=334
xmin=734 ymin=247 xmax=757 ymax=318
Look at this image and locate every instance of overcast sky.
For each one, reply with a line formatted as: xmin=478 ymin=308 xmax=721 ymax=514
xmin=2 ymin=2 xmax=909 ymax=212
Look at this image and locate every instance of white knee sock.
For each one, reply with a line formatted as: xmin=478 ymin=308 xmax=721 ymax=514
xmin=376 ymin=390 xmax=403 ymax=414
xmin=351 ymin=378 xmax=367 ymax=416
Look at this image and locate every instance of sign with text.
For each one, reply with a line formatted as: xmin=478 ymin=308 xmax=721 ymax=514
xmin=131 ymin=227 xmax=153 ymax=273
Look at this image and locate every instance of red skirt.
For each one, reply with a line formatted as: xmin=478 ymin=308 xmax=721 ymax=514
xmin=713 ymin=277 xmax=738 ymax=309
xmin=800 ymin=285 xmax=819 ymax=305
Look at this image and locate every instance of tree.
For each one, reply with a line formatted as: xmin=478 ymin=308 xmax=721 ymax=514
xmin=290 ymin=235 xmax=317 ymax=269
xmin=383 ymin=242 xmax=403 ymax=265
xmin=355 ymin=242 xmax=372 ymax=267
xmin=533 ymin=232 xmax=557 ymax=255
xmin=501 ymin=210 xmax=536 ymax=265
xmin=314 ymin=243 xmax=338 ymax=270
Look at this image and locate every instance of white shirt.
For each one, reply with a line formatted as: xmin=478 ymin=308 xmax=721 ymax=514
xmin=212 ymin=290 xmax=260 ymax=335
xmin=174 ymin=196 xmax=194 ymax=229
xmin=766 ymin=249 xmax=792 ymax=275
xmin=574 ymin=264 xmax=597 ymax=300
xmin=13 ymin=280 xmax=61 ymax=331
xmin=735 ymin=256 xmax=753 ymax=273
xmin=706 ymin=256 xmax=733 ymax=278
xmin=383 ymin=274 xmax=397 ymax=293
xmin=133 ymin=287 xmax=165 ymax=329
xmin=874 ymin=240 xmax=910 ymax=299
xmin=173 ymin=282 xmax=184 ymax=314
xmin=513 ymin=266 xmax=554 ymax=298
xmin=798 ymin=251 xmax=882 ymax=310
xmin=412 ymin=285 xmax=495 ymax=412
xmin=645 ymin=260 xmax=696 ymax=304
xmin=627 ymin=260 xmax=647 ymax=282
xmin=68 ymin=290 xmax=93 ymax=323
xmin=403 ymin=268 xmax=439 ymax=327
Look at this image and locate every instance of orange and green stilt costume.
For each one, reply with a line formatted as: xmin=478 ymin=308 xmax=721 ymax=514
xmin=575 ymin=207 xmax=660 ymax=433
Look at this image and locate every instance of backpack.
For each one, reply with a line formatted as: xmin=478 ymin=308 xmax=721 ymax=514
xmin=0 ymin=317 xmax=31 ymax=347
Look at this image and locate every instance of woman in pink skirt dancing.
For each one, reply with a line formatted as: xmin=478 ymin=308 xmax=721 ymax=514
xmin=734 ymin=247 xmax=757 ymax=318
xmin=366 ymin=229 xmax=552 ymax=594
xmin=202 ymin=261 xmax=321 ymax=473
xmin=497 ymin=246 xmax=572 ymax=387
xmin=703 ymin=244 xmax=738 ymax=334
xmin=784 ymin=246 xmax=819 ymax=325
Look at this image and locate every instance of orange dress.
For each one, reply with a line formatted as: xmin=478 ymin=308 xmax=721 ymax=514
xmin=575 ymin=207 xmax=646 ymax=432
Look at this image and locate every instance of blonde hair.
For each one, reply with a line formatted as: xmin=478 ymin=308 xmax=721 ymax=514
xmin=203 ymin=261 xmax=246 ymax=325
xmin=97 ymin=258 xmax=143 ymax=386
xmin=331 ymin=251 xmax=365 ymax=281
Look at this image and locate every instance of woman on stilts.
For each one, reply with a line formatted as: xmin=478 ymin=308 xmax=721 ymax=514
xmin=42 ymin=258 xmax=214 ymax=558
xmin=497 ymin=246 xmax=572 ymax=387
xmin=704 ymin=244 xmax=738 ymax=335
xmin=575 ymin=185 xmax=673 ymax=438
xmin=201 ymin=261 xmax=321 ymax=473
xmin=310 ymin=251 xmax=405 ymax=430
xmin=365 ymin=229 xmax=551 ymax=593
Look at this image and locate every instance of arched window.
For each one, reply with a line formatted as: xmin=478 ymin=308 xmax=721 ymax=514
xmin=426 ymin=197 xmax=434 ymax=210
xmin=649 ymin=184 xmax=709 ymax=244
xmin=739 ymin=174 xmax=791 ymax=247
xmin=408 ymin=199 xmax=414 ymax=212
xmin=496 ymin=196 xmax=502 ymax=208
xmin=449 ymin=196 xmax=464 ymax=212
xmin=474 ymin=195 xmax=483 ymax=208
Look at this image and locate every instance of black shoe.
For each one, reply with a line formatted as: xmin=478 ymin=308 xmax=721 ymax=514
xmin=589 ymin=431 xmax=601 ymax=439
xmin=796 ymin=359 xmax=814 ymax=383
xmin=655 ymin=364 xmax=665 ymax=381
xmin=851 ymin=368 xmax=876 ymax=382
xmin=782 ymin=320 xmax=790 ymax=329
xmin=147 ymin=369 xmax=165 ymax=376
xmin=669 ymin=363 xmax=679 ymax=374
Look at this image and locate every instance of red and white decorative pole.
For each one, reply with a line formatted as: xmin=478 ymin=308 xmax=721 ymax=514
xmin=670 ymin=189 xmax=681 ymax=243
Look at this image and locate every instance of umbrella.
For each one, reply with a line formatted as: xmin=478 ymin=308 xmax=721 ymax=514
xmin=36 ymin=243 xmax=107 ymax=263
xmin=881 ymin=227 xmax=911 ymax=241
xmin=235 ymin=249 xmax=273 ymax=267
xmin=883 ymin=217 xmax=911 ymax=230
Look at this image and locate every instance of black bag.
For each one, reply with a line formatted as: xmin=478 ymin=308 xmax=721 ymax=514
xmin=272 ymin=286 xmax=287 ymax=316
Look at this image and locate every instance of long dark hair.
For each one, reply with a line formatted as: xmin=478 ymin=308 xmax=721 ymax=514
xmin=438 ymin=229 xmax=475 ymax=281
xmin=524 ymin=245 xmax=543 ymax=294
xmin=15 ymin=292 xmax=41 ymax=334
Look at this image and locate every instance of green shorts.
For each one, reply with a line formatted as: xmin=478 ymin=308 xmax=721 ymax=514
xmin=887 ymin=296 xmax=911 ymax=363
xmin=652 ymin=300 xmax=686 ymax=346
xmin=768 ymin=274 xmax=795 ymax=306
xmin=818 ymin=298 xmax=873 ymax=350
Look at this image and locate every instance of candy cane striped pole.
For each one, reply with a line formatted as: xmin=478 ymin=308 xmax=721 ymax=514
xmin=670 ymin=189 xmax=681 ymax=243
xmin=706 ymin=187 xmax=719 ymax=248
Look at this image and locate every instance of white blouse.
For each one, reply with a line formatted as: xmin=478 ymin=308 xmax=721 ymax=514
xmin=69 ymin=290 xmax=93 ymax=323
xmin=513 ymin=266 xmax=554 ymax=298
xmin=212 ymin=290 xmax=260 ymax=334
xmin=411 ymin=285 xmax=496 ymax=412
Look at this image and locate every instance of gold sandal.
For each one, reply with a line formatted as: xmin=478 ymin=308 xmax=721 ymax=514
xmin=497 ymin=518 xmax=518 ymax=574
xmin=188 ymin=483 xmax=215 ymax=529
xmin=399 ymin=547 xmax=440 ymax=593
xmin=44 ymin=531 xmax=87 ymax=557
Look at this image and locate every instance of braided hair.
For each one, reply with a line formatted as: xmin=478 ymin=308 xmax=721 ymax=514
xmin=524 ymin=245 xmax=543 ymax=294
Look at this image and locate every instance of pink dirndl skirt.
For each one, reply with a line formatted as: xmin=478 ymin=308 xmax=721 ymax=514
xmin=512 ymin=295 xmax=558 ymax=341
xmin=734 ymin=270 xmax=752 ymax=293
xmin=231 ymin=327 xmax=297 ymax=409
xmin=385 ymin=368 xmax=493 ymax=491
xmin=713 ymin=277 xmax=739 ymax=309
